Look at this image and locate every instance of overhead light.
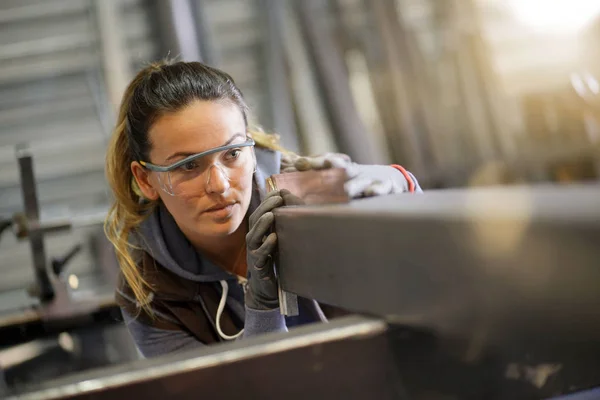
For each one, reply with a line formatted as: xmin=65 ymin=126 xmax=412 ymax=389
xmin=507 ymin=0 xmax=600 ymax=34
xmin=68 ymin=274 xmax=79 ymax=290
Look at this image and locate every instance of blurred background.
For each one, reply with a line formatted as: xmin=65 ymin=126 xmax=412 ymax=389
xmin=1 ymin=0 xmax=600 ymax=393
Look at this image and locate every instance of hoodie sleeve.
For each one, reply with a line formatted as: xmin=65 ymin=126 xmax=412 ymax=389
xmin=242 ymin=306 xmax=288 ymax=338
xmin=408 ymin=171 xmax=423 ymax=193
xmin=122 ymin=305 xmax=287 ymax=357
xmin=122 ymin=309 xmax=204 ymax=358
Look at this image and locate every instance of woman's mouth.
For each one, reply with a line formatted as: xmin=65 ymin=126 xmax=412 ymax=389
xmin=204 ymin=202 xmax=237 ymax=219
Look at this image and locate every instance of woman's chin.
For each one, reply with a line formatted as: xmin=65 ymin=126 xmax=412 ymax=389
xmin=199 ymin=209 xmax=243 ymax=236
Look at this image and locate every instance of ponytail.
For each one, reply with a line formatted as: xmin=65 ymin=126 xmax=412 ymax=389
xmin=248 ymin=127 xmax=294 ymax=155
xmin=104 ymin=70 xmax=157 ymax=314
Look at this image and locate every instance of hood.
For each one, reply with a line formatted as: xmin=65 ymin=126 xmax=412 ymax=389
xmin=133 ymin=147 xmax=281 ymax=282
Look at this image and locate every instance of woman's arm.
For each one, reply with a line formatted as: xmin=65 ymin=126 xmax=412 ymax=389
xmin=123 ymin=306 xmax=288 ymax=358
xmin=243 ymin=308 xmax=287 ymax=338
xmin=281 ymin=153 xmax=423 ymax=196
xmin=122 ymin=310 xmax=203 ymax=358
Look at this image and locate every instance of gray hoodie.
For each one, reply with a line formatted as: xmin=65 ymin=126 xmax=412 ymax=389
xmin=120 ymin=148 xmax=325 ymax=358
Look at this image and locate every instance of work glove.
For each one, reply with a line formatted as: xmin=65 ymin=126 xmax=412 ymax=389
xmin=346 ymin=165 xmax=415 ymax=197
xmin=244 ymin=189 xmax=302 ymax=310
xmin=279 ymin=152 xmax=300 ymax=173
xmin=287 ymin=153 xmax=420 ymax=198
xmin=281 ymin=152 xmax=351 ymax=173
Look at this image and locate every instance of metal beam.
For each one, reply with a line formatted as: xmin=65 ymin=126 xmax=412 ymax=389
xmin=9 ymin=317 xmax=399 ymax=400
xmin=275 ymin=185 xmax=600 ymax=348
xmin=274 ymin=185 xmax=600 ymax=396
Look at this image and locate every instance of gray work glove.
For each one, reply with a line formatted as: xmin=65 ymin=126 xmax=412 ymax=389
xmin=283 ymin=152 xmax=351 ymax=173
xmin=343 ymin=164 xmax=416 ymax=198
xmin=280 ymin=152 xmax=301 ymax=173
xmin=244 ymin=190 xmax=303 ymax=310
xmin=245 ymin=190 xmax=282 ymax=310
xmin=287 ymin=153 xmax=419 ymax=198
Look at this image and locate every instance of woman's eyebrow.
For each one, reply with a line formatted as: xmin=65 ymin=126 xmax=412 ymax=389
xmin=220 ymin=133 xmax=246 ymax=147
xmin=164 ymin=133 xmax=246 ymax=163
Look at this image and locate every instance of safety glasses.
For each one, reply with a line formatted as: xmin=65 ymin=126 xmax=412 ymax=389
xmin=140 ymin=137 xmax=255 ymax=196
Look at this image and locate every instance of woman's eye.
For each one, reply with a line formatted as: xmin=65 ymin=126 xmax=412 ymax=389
xmin=225 ymin=149 xmax=242 ymax=160
xmin=181 ymin=161 xmax=198 ymax=172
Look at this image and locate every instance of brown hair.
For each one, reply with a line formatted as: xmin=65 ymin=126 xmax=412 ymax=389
xmin=104 ymin=60 xmax=285 ymax=313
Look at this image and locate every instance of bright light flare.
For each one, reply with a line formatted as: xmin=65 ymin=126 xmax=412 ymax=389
xmin=507 ymin=0 xmax=600 ymax=34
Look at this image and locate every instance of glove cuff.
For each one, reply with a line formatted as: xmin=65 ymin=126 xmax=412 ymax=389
xmin=245 ymin=288 xmax=280 ymax=311
xmin=390 ymin=164 xmax=416 ymax=193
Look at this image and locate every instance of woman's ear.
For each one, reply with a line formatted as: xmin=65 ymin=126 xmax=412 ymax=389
xmin=131 ymin=162 xmax=160 ymax=200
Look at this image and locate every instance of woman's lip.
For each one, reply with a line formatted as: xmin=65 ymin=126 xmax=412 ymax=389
xmin=205 ymin=203 xmax=236 ymax=213
xmin=204 ymin=203 xmax=236 ymax=220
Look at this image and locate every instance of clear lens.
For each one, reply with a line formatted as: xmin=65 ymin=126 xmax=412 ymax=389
xmin=156 ymin=145 xmax=253 ymax=196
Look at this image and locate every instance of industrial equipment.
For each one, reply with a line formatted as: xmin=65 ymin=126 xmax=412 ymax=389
xmin=7 ymin=184 xmax=600 ymax=399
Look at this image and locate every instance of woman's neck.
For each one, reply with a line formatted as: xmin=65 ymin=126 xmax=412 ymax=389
xmin=189 ymin=219 xmax=248 ymax=277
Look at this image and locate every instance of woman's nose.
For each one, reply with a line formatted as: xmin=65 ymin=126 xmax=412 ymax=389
xmin=205 ymin=164 xmax=230 ymax=194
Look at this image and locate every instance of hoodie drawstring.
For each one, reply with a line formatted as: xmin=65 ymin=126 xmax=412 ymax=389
xmin=216 ymin=280 xmax=244 ymax=340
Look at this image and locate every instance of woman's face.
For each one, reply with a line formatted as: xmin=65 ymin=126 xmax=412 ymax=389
xmin=140 ymin=100 xmax=254 ymax=239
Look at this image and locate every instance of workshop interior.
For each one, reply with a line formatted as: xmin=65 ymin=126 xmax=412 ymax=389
xmin=1 ymin=0 xmax=600 ymax=399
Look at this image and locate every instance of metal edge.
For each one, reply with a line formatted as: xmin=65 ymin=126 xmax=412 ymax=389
xmin=11 ymin=316 xmax=386 ymax=400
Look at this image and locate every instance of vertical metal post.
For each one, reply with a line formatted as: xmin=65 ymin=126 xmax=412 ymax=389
xmin=366 ymin=0 xmax=428 ymax=174
xmin=16 ymin=145 xmax=54 ymax=301
xmin=191 ymin=0 xmax=218 ymax=65
xmin=428 ymin=0 xmax=472 ymax=179
xmin=294 ymin=0 xmax=386 ymax=164
xmin=452 ymin=0 xmax=501 ymax=161
xmin=280 ymin=0 xmax=338 ymax=156
xmin=153 ymin=0 xmax=202 ymax=62
xmin=258 ymin=0 xmax=300 ymax=153
xmin=93 ymin=0 xmax=131 ymax=112
xmin=332 ymin=0 xmax=391 ymax=164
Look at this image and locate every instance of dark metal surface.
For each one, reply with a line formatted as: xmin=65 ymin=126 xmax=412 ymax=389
xmin=10 ymin=316 xmax=404 ymax=400
xmin=274 ymin=185 xmax=600 ymax=398
xmin=275 ymin=185 xmax=600 ymax=346
xmin=16 ymin=145 xmax=54 ymax=301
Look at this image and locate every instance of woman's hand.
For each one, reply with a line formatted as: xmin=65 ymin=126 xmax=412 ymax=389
xmin=342 ymin=164 xmax=420 ymax=197
xmin=245 ymin=190 xmax=281 ymax=310
xmin=282 ymin=153 xmax=421 ymax=198
xmin=244 ymin=190 xmax=301 ymax=310
xmin=280 ymin=152 xmax=350 ymax=173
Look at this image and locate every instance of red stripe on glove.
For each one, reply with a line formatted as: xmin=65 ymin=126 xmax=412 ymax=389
xmin=390 ymin=164 xmax=415 ymax=193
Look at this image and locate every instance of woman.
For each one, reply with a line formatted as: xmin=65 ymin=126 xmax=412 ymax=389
xmin=105 ymin=60 xmax=421 ymax=358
